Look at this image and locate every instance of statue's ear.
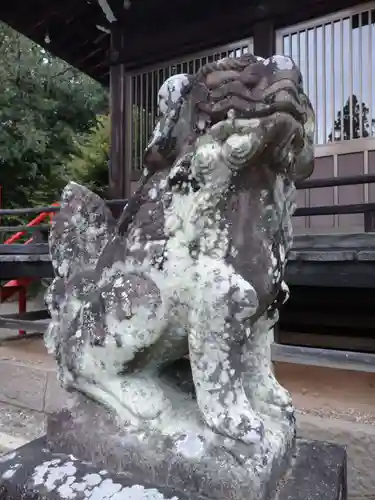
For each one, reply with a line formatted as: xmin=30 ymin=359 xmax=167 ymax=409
xmin=49 ymin=182 xmax=116 ymax=281
xmin=293 ymin=142 xmax=314 ymax=182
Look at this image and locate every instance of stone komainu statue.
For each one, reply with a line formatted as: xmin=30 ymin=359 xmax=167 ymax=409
xmin=46 ymin=54 xmax=315 ymax=446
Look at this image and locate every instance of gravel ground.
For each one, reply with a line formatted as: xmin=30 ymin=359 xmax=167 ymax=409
xmin=0 ymin=401 xmax=45 ymax=454
xmin=297 ymin=407 xmax=375 ymax=425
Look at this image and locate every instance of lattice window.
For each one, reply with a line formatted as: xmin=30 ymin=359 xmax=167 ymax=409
xmin=277 ymin=2 xmax=375 ymax=145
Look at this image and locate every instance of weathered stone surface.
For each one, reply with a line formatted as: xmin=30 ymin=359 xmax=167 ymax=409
xmin=45 ymin=54 xmax=315 ymax=447
xmin=0 ymin=353 xmax=369 ymax=498
xmin=0 ymin=438 xmax=192 ymax=500
xmin=298 ymin=414 xmax=375 ymax=499
xmin=277 ymin=439 xmax=347 ymax=500
xmin=43 ymin=53 xmax=316 ymax=498
xmin=46 ymin=392 xmax=294 ymax=500
xmin=0 ymin=438 xmax=346 ymax=500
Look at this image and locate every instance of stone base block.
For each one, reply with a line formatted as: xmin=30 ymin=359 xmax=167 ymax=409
xmin=0 ymin=436 xmax=346 ymax=500
xmin=46 ymin=392 xmax=295 ymax=500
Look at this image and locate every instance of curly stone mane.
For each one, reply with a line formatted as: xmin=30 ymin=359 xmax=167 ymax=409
xmin=193 ymin=54 xmax=307 ymax=124
xmin=118 ymin=53 xmax=313 ymax=236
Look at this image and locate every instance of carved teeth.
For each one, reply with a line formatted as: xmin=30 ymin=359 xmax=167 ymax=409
xmin=227 ymin=109 xmax=236 ymax=121
xmin=197 ymin=117 xmax=206 ymax=131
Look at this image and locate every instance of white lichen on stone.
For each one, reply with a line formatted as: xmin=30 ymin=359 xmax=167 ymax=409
xmin=157 ymin=74 xmax=190 ymax=116
xmin=30 ymin=460 xmax=179 ymax=500
xmin=45 ymin=54 xmax=314 ymax=453
xmin=175 ymin=433 xmax=205 ymax=459
xmin=1 ymin=462 xmax=21 ymax=479
xmin=0 ymin=451 xmax=16 ymax=463
xmin=271 ymin=55 xmax=294 ymax=70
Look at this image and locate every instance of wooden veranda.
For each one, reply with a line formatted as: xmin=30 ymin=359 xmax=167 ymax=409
xmin=1 ymin=0 xmax=375 ymax=370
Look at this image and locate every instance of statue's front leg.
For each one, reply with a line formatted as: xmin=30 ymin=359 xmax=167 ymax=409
xmin=189 ymin=320 xmax=264 ymax=444
xmin=188 ymin=261 xmax=264 ymax=444
xmin=242 ymin=319 xmax=293 ymax=421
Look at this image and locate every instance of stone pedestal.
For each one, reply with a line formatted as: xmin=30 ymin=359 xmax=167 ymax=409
xmin=0 ymin=386 xmax=347 ymax=500
xmin=0 ymin=435 xmax=346 ymax=500
xmin=45 ymin=391 xmax=296 ymax=500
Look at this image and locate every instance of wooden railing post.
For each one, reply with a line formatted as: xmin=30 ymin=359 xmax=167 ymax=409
xmin=18 ymin=287 xmax=27 ymax=336
xmin=253 ymin=20 xmax=275 ymax=59
xmin=364 ymin=211 xmax=375 ymax=232
xmin=109 ymin=23 xmax=132 ymax=217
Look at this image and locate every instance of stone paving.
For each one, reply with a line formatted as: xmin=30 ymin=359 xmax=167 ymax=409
xmin=0 ymin=336 xmax=65 ymax=415
xmin=0 ymin=334 xmax=61 ymax=455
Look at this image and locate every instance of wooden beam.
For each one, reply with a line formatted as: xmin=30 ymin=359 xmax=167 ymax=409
xmin=286 ymin=261 xmax=375 ymax=288
xmin=109 ymin=22 xmax=132 ymax=210
xmin=272 ymin=343 xmax=375 ymax=373
xmin=1 ymin=0 xmax=362 ymax=84
xmin=279 ymin=330 xmax=375 ymax=354
xmin=281 ymin=309 xmax=375 ymax=330
xmin=0 ymin=315 xmax=49 ymax=333
xmin=111 ymin=0 xmax=361 ymax=71
xmin=364 ymin=211 xmax=375 ymax=232
xmin=253 ymin=20 xmax=275 ymax=59
xmin=0 ymin=244 xmax=49 ymax=255
xmin=0 ymin=261 xmax=53 ymax=280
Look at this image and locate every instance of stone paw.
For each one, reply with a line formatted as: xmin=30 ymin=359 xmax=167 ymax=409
xmin=117 ymin=376 xmax=172 ymax=420
xmin=206 ymin=408 xmax=264 ymax=445
xmin=269 ymin=381 xmax=293 ymax=410
xmin=282 ymin=403 xmax=295 ymax=423
xmin=257 ymin=400 xmax=294 ymax=424
xmin=253 ymin=381 xmax=294 ymax=422
xmin=257 ymin=372 xmax=293 ymax=409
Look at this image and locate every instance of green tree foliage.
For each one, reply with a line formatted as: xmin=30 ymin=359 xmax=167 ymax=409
xmin=67 ymin=107 xmax=156 ymax=200
xmin=0 ymin=22 xmax=108 ymax=215
xmin=68 ymin=115 xmax=110 ymax=199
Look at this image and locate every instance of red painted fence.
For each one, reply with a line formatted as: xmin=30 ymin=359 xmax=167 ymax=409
xmin=0 ymin=202 xmax=59 ymax=334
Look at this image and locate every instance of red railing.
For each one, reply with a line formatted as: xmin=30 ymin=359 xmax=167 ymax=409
xmin=0 ymin=203 xmax=59 ymax=334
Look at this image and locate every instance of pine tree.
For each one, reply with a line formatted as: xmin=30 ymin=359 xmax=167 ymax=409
xmin=329 ymin=94 xmax=375 ymax=142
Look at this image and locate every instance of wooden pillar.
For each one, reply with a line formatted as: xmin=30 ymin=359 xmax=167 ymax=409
xmin=364 ymin=210 xmax=375 ymax=232
xmin=109 ymin=23 xmax=132 ymax=212
xmin=253 ymin=20 xmax=275 ymax=59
